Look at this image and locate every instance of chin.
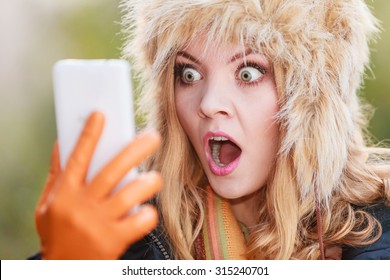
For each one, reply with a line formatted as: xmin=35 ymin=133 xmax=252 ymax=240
xmin=207 ymin=172 xmax=267 ymax=200
xmin=208 ymin=177 xmax=249 ymax=199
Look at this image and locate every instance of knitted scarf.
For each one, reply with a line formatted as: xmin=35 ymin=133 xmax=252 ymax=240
xmin=194 ymin=186 xmax=247 ymax=259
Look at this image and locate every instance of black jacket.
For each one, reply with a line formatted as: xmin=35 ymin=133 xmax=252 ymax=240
xmin=122 ymin=202 xmax=390 ymax=260
xmin=28 ymin=227 xmax=173 ymax=260
xmin=124 ymin=203 xmax=390 ymax=260
xmin=120 ymin=229 xmax=172 ymax=260
xmin=29 ymin=204 xmax=390 ymax=260
xmin=342 ymin=203 xmax=390 ymax=259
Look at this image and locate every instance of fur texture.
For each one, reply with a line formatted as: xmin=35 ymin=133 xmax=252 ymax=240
xmin=121 ymin=0 xmax=390 ymax=259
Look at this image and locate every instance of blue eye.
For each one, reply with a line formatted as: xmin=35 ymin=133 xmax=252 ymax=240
xmin=238 ymin=66 xmax=263 ymax=83
xmin=182 ymin=67 xmax=202 ymax=83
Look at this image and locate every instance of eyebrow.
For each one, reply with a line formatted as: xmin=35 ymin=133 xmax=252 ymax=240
xmin=229 ymin=48 xmax=254 ymax=63
xmin=176 ymin=48 xmax=256 ymax=65
xmin=176 ymin=51 xmax=200 ymax=64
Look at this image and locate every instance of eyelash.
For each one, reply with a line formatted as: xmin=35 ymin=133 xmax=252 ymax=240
xmin=174 ymin=63 xmax=198 ymax=88
xmin=174 ymin=61 xmax=268 ymax=88
xmin=235 ymin=61 xmax=267 ymax=88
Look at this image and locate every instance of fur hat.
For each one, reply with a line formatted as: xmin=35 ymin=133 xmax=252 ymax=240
xmin=122 ymin=0 xmax=380 ymax=206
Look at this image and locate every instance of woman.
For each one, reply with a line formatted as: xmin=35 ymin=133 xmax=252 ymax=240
xmin=33 ymin=0 xmax=390 ymax=260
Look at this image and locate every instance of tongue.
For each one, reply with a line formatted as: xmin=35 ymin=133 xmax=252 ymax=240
xmin=219 ymin=141 xmax=241 ymax=165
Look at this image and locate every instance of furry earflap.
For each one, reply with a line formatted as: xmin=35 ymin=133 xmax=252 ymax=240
xmin=122 ymin=0 xmax=379 ymax=206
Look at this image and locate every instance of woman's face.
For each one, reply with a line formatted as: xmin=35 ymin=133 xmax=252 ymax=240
xmin=174 ymin=40 xmax=280 ymax=200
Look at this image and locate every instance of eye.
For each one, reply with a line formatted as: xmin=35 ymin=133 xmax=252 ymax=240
xmin=181 ymin=67 xmax=202 ymax=84
xmin=237 ymin=66 xmax=264 ymax=83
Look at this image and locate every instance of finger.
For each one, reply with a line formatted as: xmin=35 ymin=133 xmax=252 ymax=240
xmin=103 ymin=171 xmax=162 ymax=219
xmin=117 ymin=205 xmax=159 ymax=246
xmin=88 ymin=130 xmax=161 ymax=199
xmin=35 ymin=142 xmax=61 ymax=234
xmin=36 ymin=142 xmax=61 ymax=211
xmin=63 ymin=112 xmax=104 ymax=185
xmin=49 ymin=141 xmax=61 ymax=176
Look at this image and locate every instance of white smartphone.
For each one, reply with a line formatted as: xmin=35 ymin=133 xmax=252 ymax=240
xmin=53 ymin=59 xmax=137 ymax=190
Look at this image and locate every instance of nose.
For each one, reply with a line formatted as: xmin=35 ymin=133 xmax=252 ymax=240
xmin=198 ymin=83 xmax=234 ymax=119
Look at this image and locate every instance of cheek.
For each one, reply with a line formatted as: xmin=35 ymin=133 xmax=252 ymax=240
xmin=250 ymin=119 xmax=279 ymax=168
xmin=263 ymin=106 xmax=280 ymax=165
xmin=249 ymin=86 xmax=280 ymax=161
xmin=248 ymin=93 xmax=279 ymax=135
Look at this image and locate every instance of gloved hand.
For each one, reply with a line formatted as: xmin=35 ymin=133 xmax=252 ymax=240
xmin=35 ymin=112 xmax=162 ymax=259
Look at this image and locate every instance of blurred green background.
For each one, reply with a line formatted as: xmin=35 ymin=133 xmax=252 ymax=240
xmin=0 ymin=0 xmax=389 ymax=259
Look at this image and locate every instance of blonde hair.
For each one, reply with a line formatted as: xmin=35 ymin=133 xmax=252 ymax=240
xmin=122 ymin=0 xmax=390 ymax=259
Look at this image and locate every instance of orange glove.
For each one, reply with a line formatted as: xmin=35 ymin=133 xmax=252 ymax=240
xmin=35 ymin=112 xmax=162 ymax=259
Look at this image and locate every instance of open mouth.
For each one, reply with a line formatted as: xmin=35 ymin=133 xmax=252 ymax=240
xmin=209 ymin=136 xmax=242 ymax=167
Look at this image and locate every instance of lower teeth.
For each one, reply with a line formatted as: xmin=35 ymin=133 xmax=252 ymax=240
xmin=211 ymin=142 xmax=226 ymax=167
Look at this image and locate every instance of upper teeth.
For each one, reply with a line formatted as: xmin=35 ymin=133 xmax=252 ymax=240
xmin=210 ymin=136 xmax=229 ymax=141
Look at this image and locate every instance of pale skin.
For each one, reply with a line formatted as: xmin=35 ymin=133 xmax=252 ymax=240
xmin=174 ymin=39 xmax=280 ymax=227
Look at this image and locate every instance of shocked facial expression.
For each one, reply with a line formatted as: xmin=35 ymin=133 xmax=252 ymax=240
xmin=174 ymin=41 xmax=280 ymax=200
